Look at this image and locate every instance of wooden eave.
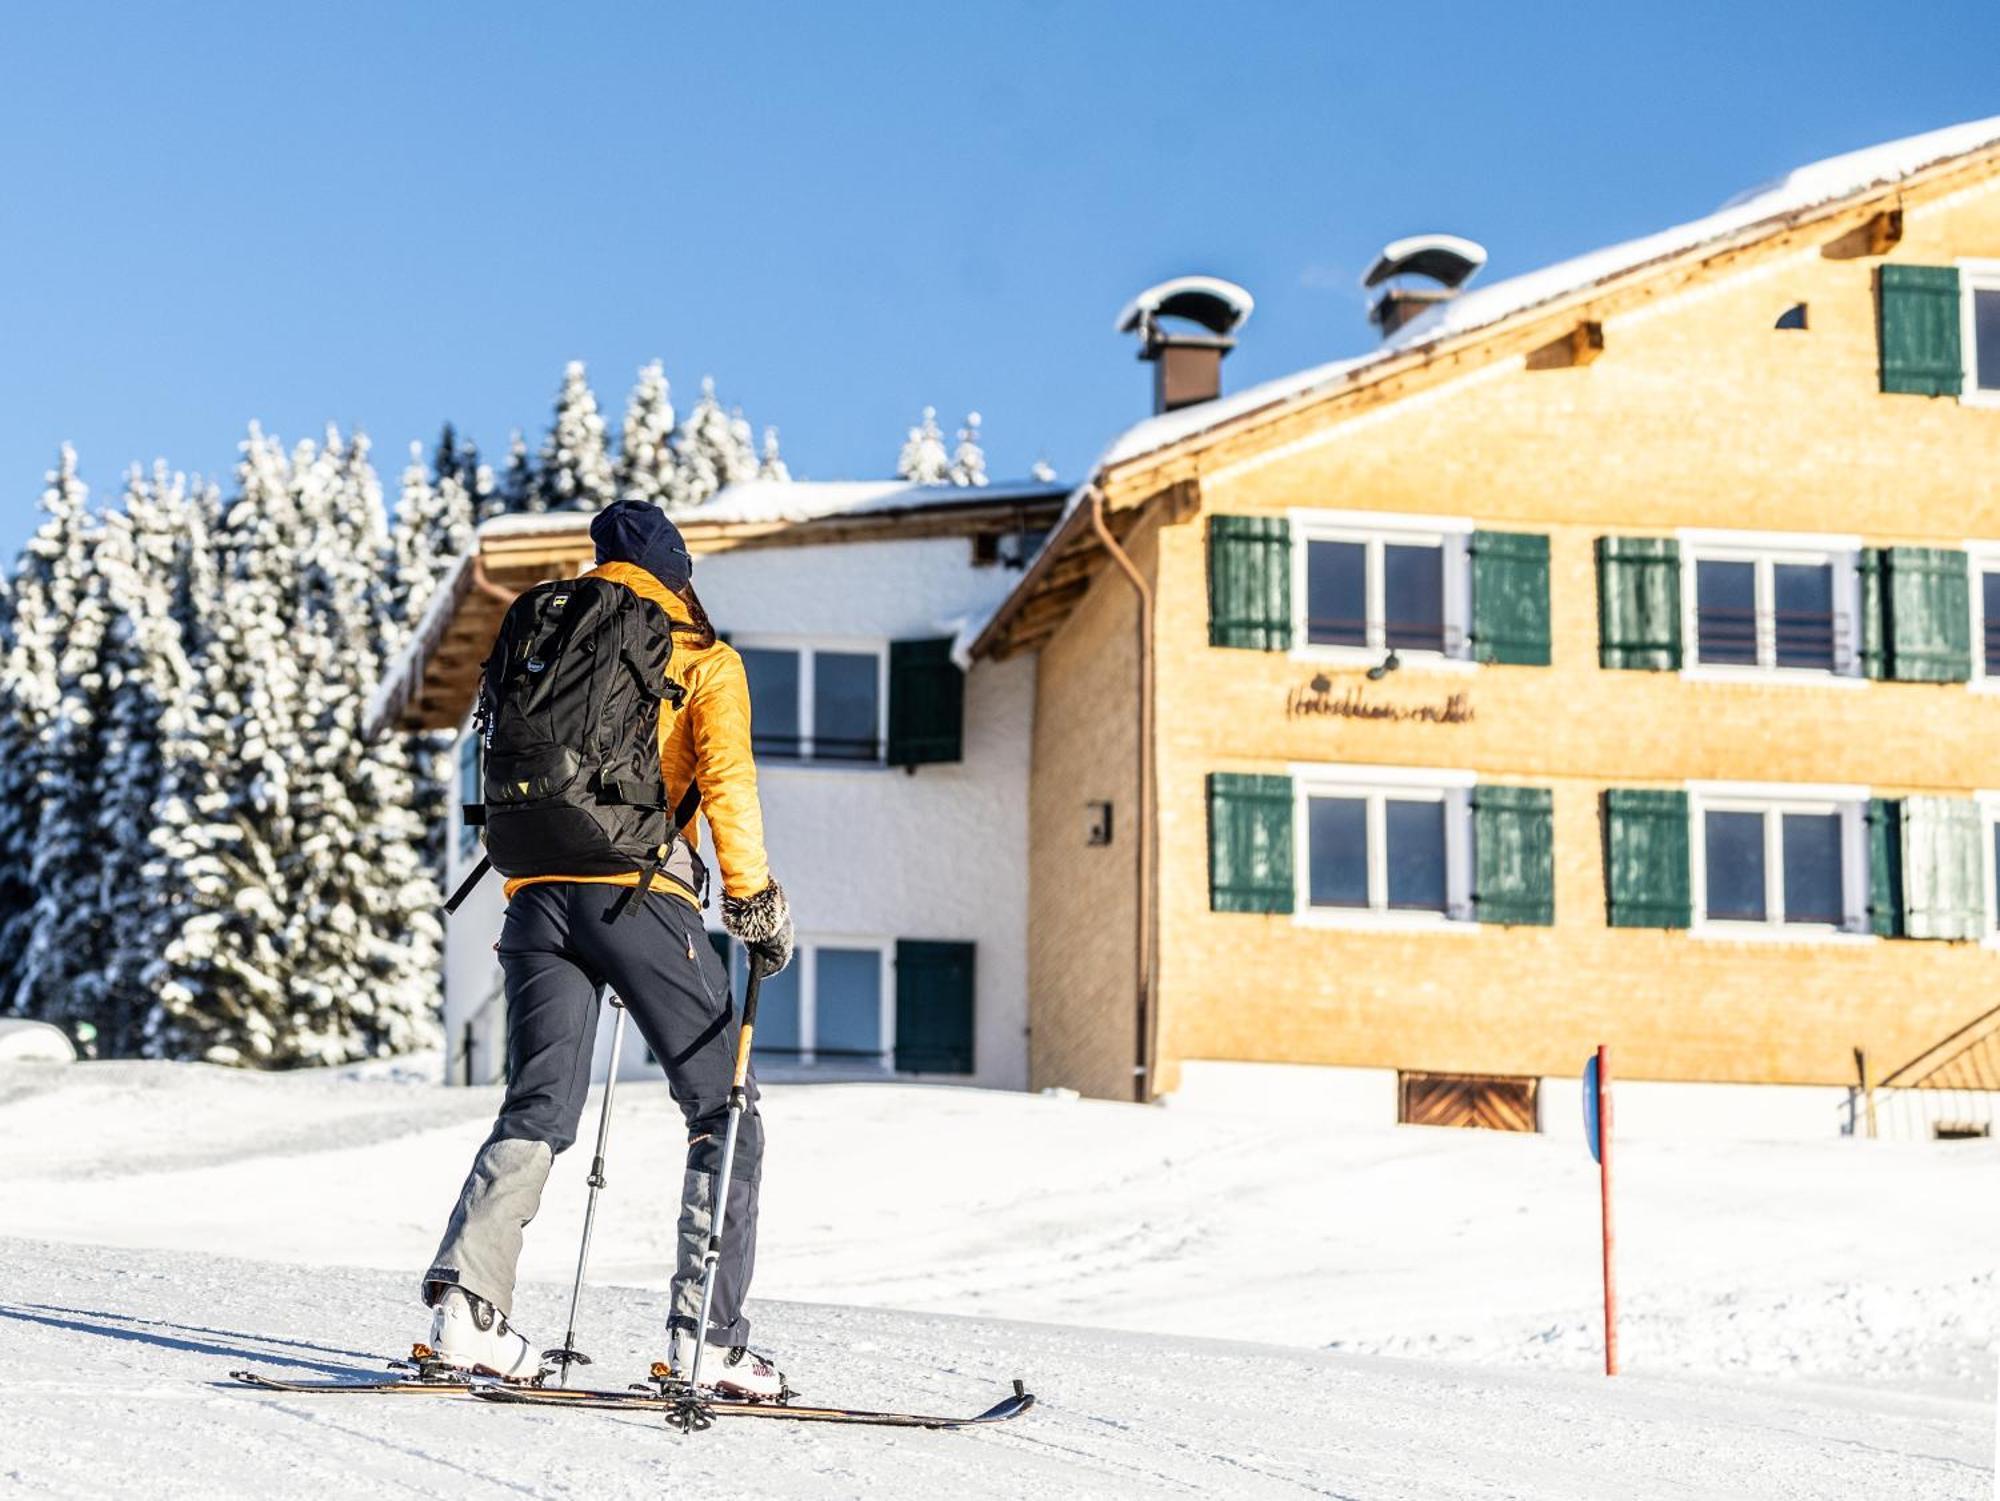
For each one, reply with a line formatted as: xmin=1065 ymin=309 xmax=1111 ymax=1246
xmin=972 ymin=143 xmax=2000 ymax=661
xmin=371 ymin=494 xmax=1065 ymax=736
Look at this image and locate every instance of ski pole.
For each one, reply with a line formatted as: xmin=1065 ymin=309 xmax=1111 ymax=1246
xmin=545 ymin=986 xmax=627 ymax=1386
xmin=672 ymin=951 xmax=766 ymax=1431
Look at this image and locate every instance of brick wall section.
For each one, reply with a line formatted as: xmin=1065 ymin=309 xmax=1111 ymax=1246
xmin=1026 ymin=526 xmax=1144 ymax=1096
xmin=1101 ymin=163 xmax=2000 ymax=1095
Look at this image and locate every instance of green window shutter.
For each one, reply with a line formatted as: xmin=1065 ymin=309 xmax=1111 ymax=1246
xmin=1207 ymin=772 xmax=1294 ymax=914
xmin=1208 ymin=515 xmax=1292 ymax=650
xmin=887 ymin=637 xmax=964 ymax=766
xmin=1865 ymin=798 xmax=1904 ymax=938
xmin=1472 ymin=785 xmax=1555 ymax=926
xmin=1469 ymin=532 xmax=1552 ymax=666
xmin=1858 ymin=549 xmax=1888 ymax=680
xmin=1873 ymin=547 xmax=1972 ymax=683
xmin=894 ymin=939 xmax=975 ymax=1074
xmin=1603 ymin=789 xmax=1691 ymax=929
xmin=1596 ymin=537 xmax=1682 ymax=671
xmin=1879 ymin=264 xmax=1962 ymax=397
xmin=1900 ymin=796 xmax=1984 ymax=940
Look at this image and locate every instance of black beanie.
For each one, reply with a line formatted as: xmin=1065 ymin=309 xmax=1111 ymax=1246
xmin=591 ymin=500 xmax=692 ymax=592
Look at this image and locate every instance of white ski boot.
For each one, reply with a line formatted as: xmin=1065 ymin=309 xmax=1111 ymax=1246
xmin=666 ymin=1327 xmax=790 ymax=1401
xmin=424 ymin=1287 xmax=543 ymax=1382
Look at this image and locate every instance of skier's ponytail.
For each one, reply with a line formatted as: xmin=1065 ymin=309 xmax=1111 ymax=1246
xmin=673 ymin=581 xmax=718 ymax=652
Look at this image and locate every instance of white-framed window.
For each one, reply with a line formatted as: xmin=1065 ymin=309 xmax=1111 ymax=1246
xmin=1290 ymin=509 xmax=1473 ymax=666
xmin=736 ymin=636 xmax=888 ymax=765
xmin=1292 ymin=764 xmax=1475 ymax=927
xmin=714 ymin=933 xmax=894 ymax=1070
xmin=1679 ymin=531 xmax=1863 ymax=679
xmin=456 ymin=725 xmax=483 ymax=860
xmin=1689 ymin=783 xmax=1868 ymax=936
xmin=1959 ymin=259 xmax=2000 ymax=406
xmin=1967 ymin=545 xmax=2000 ymax=685
xmin=1979 ymin=794 xmax=2000 ymax=939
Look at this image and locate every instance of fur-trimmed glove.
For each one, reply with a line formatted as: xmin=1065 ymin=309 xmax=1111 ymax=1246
xmin=722 ymin=880 xmax=795 ymax=976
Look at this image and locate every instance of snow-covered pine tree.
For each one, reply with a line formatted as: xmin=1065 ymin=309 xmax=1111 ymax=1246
xmin=14 ymin=460 xmax=118 ymax=1035
xmin=76 ymin=464 xmax=200 ymax=1055
xmin=0 ymin=448 xmax=93 ymax=1020
xmin=615 ymin=360 xmax=677 ymax=506
xmin=499 ymin=429 xmax=538 ymax=514
xmin=757 ymin=426 xmax=791 ymax=482
xmin=392 ymin=439 xmax=474 ymax=625
xmin=949 ymin=412 xmax=988 ymax=487
xmin=665 ymin=377 xmax=759 ymax=509
xmin=1030 ymin=458 xmax=1057 ymax=483
xmin=536 ymin=361 xmax=617 ymax=512
xmin=896 ymin=406 xmax=951 ymax=484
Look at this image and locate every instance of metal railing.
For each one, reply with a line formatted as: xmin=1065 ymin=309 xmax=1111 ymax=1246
xmin=1694 ymin=607 xmax=1851 ymax=670
xmin=1849 ymin=1003 xmax=2000 ymax=1140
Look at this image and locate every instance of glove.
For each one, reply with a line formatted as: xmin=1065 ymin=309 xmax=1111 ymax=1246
xmin=722 ymin=880 xmax=794 ymax=977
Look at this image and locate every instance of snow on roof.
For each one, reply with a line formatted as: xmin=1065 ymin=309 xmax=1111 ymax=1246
xmin=1098 ymin=114 xmax=2000 ymax=472
xmin=469 ymin=477 xmax=1069 ymax=542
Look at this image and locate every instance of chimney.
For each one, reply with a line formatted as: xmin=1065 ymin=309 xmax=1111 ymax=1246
xmin=1115 ymin=276 xmax=1255 ymax=414
xmin=1362 ymin=235 xmax=1487 ymax=341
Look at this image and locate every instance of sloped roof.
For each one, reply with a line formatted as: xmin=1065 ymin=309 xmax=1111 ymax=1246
xmin=366 ymin=478 xmax=1067 ymax=737
xmin=967 ymin=115 xmax=2000 ymax=664
xmin=1098 ymin=114 xmax=2000 ymax=472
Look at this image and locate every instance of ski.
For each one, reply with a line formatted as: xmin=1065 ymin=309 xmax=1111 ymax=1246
xmin=228 ymin=1367 xmax=482 ymax=1396
xmin=472 ymin=1376 xmax=1036 ymax=1430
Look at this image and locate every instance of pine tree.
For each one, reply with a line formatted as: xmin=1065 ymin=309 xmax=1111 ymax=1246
xmin=616 ymin=360 xmax=678 ymax=506
xmin=665 ymin=377 xmax=758 ymax=509
xmin=757 ymin=427 xmax=791 ymax=482
xmin=896 ymin=406 xmax=950 ymax=484
xmin=949 ymin=412 xmax=988 ymax=487
xmin=536 ymin=361 xmax=616 ymax=511
xmin=499 ymin=429 xmax=538 ymax=514
xmin=77 ymin=465 xmax=200 ymax=1054
xmin=392 ymin=440 xmax=474 ymax=624
xmin=0 ymin=448 xmax=93 ymax=1020
xmin=1030 ymin=458 xmax=1057 ymax=483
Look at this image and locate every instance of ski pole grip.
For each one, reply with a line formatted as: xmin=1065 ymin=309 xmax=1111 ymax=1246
xmin=732 ymin=952 xmax=768 ymax=1088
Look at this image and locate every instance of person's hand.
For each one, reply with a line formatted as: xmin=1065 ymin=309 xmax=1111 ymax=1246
xmin=722 ymin=880 xmax=794 ymax=976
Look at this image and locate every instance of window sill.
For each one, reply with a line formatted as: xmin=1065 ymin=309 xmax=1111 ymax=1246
xmin=1957 ymin=390 xmax=2000 ymax=410
xmin=1689 ymin=923 xmax=1879 ymax=947
xmin=1678 ymin=666 xmax=1867 ymax=690
xmin=1288 ymin=646 xmax=1478 ymax=675
xmin=1292 ymin=908 xmax=1481 ymax=935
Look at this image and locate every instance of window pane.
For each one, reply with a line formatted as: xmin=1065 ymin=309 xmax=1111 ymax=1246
xmin=1772 ymin=563 xmax=1836 ymax=670
xmin=1384 ymin=799 xmax=1448 ymax=912
xmin=1695 ymin=560 xmax=1757 ymax=665
xmin=741 ymin=647 xmax=801 ymax=759
xmin=812 ymin=651 xmax=880 ymax=762
xmin=1993 ymin=822 xmax=2000 ymax=931
xmin=1307 ymin=797 xmax=1369 ymax=907
xmin=1704 ymin=810 xmax=1767 ymax=921
xmin=458 ymin=732 xmax=482 ymax=857
xmin=1306 ymin=540 xmax=1367 ymax=646
xmin=750 ymin=954 xmax=803 ymax=1060
xmin=814 ymin=947 xmax=883 ymax=1062
xmin=1780 ymin=813 xmax=1844 ymax=926
xmin=1975 ymin=287 xmax=2000 ymax=392
xmin=1383 ymin=543 xmax=1445 ymax=652
xmin=1984 ymin=571 xmax=2000 ymax=677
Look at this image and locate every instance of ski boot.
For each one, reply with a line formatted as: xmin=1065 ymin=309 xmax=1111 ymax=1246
xmin=661 ymin=1327 xmax=792 ymax=1402
xmin=422 ymin=1287 xmax=544 ymax=1382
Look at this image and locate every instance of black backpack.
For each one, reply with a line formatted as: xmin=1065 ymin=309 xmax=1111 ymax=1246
xmin=445 ymin=575 xmax=698 ymax=916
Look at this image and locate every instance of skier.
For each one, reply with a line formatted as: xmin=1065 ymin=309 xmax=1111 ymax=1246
xmin=420 ymin=499 xmax=795 ymax=1397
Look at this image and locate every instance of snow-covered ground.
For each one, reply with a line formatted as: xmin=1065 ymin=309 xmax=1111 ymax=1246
xmin=0 ymin=1059 xmax=1993 ymax=1498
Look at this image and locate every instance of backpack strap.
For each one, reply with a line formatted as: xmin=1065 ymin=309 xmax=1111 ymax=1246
xmin=672 ymin=780 xmax=701 ymax=831
xmin=444 ymin=855 xmax=492 ymax=915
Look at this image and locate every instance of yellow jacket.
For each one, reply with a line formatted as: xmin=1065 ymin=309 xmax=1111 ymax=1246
xmin=501 ymin=560 xmax=772 ymax=906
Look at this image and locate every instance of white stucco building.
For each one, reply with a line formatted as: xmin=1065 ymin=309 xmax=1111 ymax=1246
xmin=370 ymin=479 xmax=1064 ymax=1089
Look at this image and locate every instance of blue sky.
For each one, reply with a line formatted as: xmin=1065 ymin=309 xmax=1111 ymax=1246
xmin=1 ymin=2 xmax=1995 ymax=549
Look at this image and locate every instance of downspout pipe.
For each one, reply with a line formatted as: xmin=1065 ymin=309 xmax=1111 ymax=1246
xmin=1086 ymin=489 xmax=1157 ymax=1104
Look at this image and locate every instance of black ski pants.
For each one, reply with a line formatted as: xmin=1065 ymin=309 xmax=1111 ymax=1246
xmin=425 ymin=881 xmax=762 ymax=1347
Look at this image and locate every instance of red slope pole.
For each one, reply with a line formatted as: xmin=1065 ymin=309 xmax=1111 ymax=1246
xmin=1598 ymin=1044 xmax=1619 ymax=1377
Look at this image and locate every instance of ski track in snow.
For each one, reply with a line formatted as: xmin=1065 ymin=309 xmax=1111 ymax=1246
xmin=0 ymin=1060 xmax=1993 ymax=1497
